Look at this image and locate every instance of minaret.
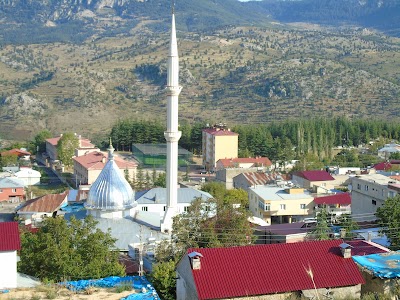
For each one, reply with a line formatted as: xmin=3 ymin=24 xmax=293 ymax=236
xmin=161 ymin=2 xmax=182 ymax=232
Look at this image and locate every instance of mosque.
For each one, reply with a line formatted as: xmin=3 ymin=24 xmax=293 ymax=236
xmin=65 ymin=6 xmax=212 ymax=252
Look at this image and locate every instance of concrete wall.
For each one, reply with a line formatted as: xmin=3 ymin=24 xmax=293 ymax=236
xmin=0 ymin=187 xmax=25 ymax=202
xmin=360 ymin=269 xmax=398 ymax=298
xmin=0 ymin=250 xmax=18 ymax=289
xmin=176 ymin=256 xmax=200 ymax=300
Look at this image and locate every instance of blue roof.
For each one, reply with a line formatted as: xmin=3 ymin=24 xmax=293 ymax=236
xmin=135 ymin=187 xmax=212 ymax=204
xmin=353 ymin=251 xmax=400 ymax=278
xmin=0 ymin=177 xmax=25 ymax=188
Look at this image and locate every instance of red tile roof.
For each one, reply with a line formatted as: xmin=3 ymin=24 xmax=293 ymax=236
xmin=18 ymin=191 xmax=68 ymax=213
xmin=218 ymin=157 xmax=272 ymax=168
xmin=203 ymin=128 xmax=238 ymax=136
xmin=73 ymin=151 xmax=137 ymax=170
xmin=294 ymin=170 xmax=334 ymax=181
xmin=314 ymin=193 xmax=351 ymax=205
xmin=46 ymin=136 xmax=95 ymax=148
xmin=1 ymin=149 xmax=31 ymax=157
xmin=184 ymin=240 xmax=364 ymax=299
xmin=346 ymin=240 xmax=389 ymax=256
xmin=0 ymin=222 xmax=21 ymax=251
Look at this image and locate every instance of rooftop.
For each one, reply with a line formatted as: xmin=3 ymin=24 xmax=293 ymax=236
xmin=0 ymin=177 xmax=25 ymax=189
xmin=135 ymin=187 xmax=212 ymax=204
xmin=293 ymin=170 xmax=334 ymax=181
xmin=353 ymin=251 xmax=400 ymax=279
xmin=250 ymin=185 xmax=313 ymax=201
xmin=202 ymin=128 xmax=238 ymax=136
xmin=314 ymin=193 xmax=351 ymax=205
xmin=132 ymin=143 xmax=192 ymax=155
xmin=352 ymin=173 xmax=399 ymax=185
xmin=18 ymin=191 xmax=68 ymax=213
xmin=46 ymin=135 xmax=95 ymax=148
xmin=73 ymin=151 xmax=137 ymax=170
xmin=218 ymin=157 xmax=272 ymax=168
xmin=0 ymin=222 xmax=21 ymax=251
xmin=182 ymin=240 xmax=365 ymax=299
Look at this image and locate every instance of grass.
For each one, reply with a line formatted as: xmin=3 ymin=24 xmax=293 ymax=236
xmin=29 ymin=184 xmax=68 ymax=198
xmin=113 ymin=282 xmax=133 ymax=293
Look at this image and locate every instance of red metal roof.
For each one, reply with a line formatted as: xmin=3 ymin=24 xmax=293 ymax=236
xmin=46 ymin=135 xmax=95 ymax=148
xmin=203 ymin=128 xmax=238 ymax=136
xmin=346 ymin=240 xmax=389 ymax=256
xmin=73 ymin=151 xmax=137 ymax=170
xmin=185 ymin=240 xmax=365 ymax=299
xmin=0 ymin=222 xmax=21 ymax=251
xmin=373 ymin=160 xmax=400 ymax=171
xmin=18 ymin=191 xmax=68 ymax=213
xmin=294 ymin=170 xmax=334 ymax=181
xmin=314 ymin=193 xmax=351 ymax=205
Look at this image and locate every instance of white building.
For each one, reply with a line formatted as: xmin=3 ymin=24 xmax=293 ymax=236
xmin=15 ymin=168 xmax=41 ymax=186
xmin=0 ymin=222 xmax=20 ymax=289
xmin=350 ymin=174 xmax=399 ymax=221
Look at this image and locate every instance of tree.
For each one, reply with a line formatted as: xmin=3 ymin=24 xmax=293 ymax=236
xmin=33 ymin=130 xmax=52 ymax=154
xmin=308 ymin=206 xmax=332 ymax=240
xmin=153 ymin=171 xmax=166 ymax=188
xmin=18 ymin=216 xmax=125 ymax=281
xmin=376 ymin=195 xmax=400 ymax=250
xmin=0 ymin=153 xmax=18 ymax=168
xmin=56 ymin=132 xmax=79 ymax=168
xmin=150 ymin=260 xmax=176 ymax=300
xmin=337 ymin=215 xmax=359 ymax=239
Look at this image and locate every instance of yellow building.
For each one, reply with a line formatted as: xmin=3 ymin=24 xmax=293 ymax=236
xmin=202 ymin=126 xmax=238 ymax=172
xmin=248 ymin=185 xmax=314 ymax=225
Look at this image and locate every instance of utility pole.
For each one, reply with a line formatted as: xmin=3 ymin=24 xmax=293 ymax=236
xmin=138 ymin=225 xmax=144 ymax=276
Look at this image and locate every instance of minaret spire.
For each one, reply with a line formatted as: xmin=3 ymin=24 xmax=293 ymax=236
xmin=161 ymin=2 xmax=182 ymax=232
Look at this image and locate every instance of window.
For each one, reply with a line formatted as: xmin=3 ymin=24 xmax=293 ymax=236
xmin=142 ymin=206 xmax=148 ymax=212
xmin=300 ymin=204 xmax=306 ymax=209
xmin=205 ymin=206 xmax=211 ymax=212
xmin=12 ymin=189 xmax=16 ymax=193
xmin=388 ymin=191 xmax=395 ymax=198
xmin=184 ymin=206 xmax=189 ymax=212
xmin=357 ymin=184 xmax=361 ymax=190
xmin=163 ymin=206 xmax=166 ymax=211
xmin=265 ymin=204 xmax=270 ymax=211
xmin=280 ymin=204 xmax=286 ymax=210
xmin=365 ymin=185 xmax=369 ymax=191
xmin=0 ymin=189 xmax=2 ymax=193
xmin=372 ymin=200 xmax=377 ymax=206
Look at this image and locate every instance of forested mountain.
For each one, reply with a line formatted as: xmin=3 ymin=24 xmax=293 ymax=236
xmin=0 ymin=0 xmax=399 ymax=141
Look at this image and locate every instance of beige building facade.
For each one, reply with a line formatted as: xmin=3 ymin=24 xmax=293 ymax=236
xmin=202 ymin=126 xmax=238 ymax=172
xmin=249 ymin=186 xmax=314 ymax=224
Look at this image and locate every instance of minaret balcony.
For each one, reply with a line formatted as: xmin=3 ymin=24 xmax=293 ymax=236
xmin=165 ymin=86 xmax=182 ymax=96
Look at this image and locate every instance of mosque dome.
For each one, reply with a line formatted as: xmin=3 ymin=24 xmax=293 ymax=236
xmin=85 ymin=142 xmax=135 ymax=211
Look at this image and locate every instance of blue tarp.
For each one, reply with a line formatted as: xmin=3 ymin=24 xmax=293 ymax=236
xmin=353 ymin=251 xmax=400 ymax=279
xmin=62 ymin=276 xmax=160 ymax=300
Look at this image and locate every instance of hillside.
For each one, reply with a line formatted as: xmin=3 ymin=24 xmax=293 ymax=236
xmin=0 ymin=0 xmax=399 ymax=140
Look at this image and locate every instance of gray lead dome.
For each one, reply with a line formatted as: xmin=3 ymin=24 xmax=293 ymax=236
xmin=85 ymin=143 xmax=135 ymax=211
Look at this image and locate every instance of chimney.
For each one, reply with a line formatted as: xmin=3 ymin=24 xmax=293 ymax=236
xmin=367 ymin=231 xmax=372 ymax=242
xmin=102 ymin=156 xmax=106 ymax=164
xmin=188 ymin=252 xmax=203 ymax=270
xmin=340 ymin=228 xmax=346 ymax=238
xmin=339 ymin=243 xmax=352 ymax=259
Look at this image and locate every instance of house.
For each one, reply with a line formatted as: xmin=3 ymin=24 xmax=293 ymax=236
xmin=233 ymin=172 xmax=288 ymax=190
xmin=1 ymin=149 xmax=31 ymax=160
xmin=378 ymin=143 xmax=400 ymax=159
xmin=313 ymin=193 xmax=352 ymax=219
xmin=176 ymin=240 xmax=365 ymax=300
xmin=350 ymin=174 xmax=399 ymax=221
xmin=353 ymin=251 xmax=400 ymax=297
xmin=45 ymin=133 xmax=98 ymax=166
xmin=215 ymin=168 xmax=277 ymax=190
xmin=248 ymin=185 xmax=314 ymax=224
xmin=202 ymin=125 xmax=238 ymax=172
xmin=16 ymin=191 xmax=68 ymax=224
xmin=15 ymin=168 xmax=41 ymax=186
xmin=216 ymin=157 xmax=272 ymax=171
xmin=292 ymin=170 xmax=335 ymax=192
xmin=254 ymin=222 xmax=316 ymax=244
xmin=373 ymin=160 xmax=400 ymax=171
xmin=0 ymin=222 xmax=21 ymax=289
xmin=73 ymin=151 xmax=137 ymax=185
xmin=0 ymin=177 xmax=25 ymax=202
xmin=133 ymin=187 xmax=213 ymax=228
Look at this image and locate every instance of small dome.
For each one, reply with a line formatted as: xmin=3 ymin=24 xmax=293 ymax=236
xmin=85 ymin=142 xmax=135 ymax=211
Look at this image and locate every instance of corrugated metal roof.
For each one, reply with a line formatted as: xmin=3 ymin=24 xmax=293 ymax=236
xmin=294 ymin=170 xmax=334 ymax=181
xmin=0 ymin=177 xmax=25 ymax=188
xmin=185 ymin=240 xmax=365 ymax=299
xmin=250 ymin=186 xmax=313 ymax=201
xmin=0 ymin=222 xmax=21 ymax=251
xmin=136 ymin=187 xmax=212 ymax=204
xmin=73 ymin=151 xmax=137 ymax=170
xmin=314 ymin=193 xmax=351 ymax=205
xmin=18 ymin=192 xmax=68 ymax=213
xmin=346 ymin=240 xmax=389 ymax=256
xmin=218 ymin=157 xmax=272 ymax=168
xmin=239 ymin=172 xmax=286 ymax=186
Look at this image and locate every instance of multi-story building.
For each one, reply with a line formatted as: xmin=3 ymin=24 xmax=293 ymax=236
xmin=73 ymin=151 xmax=137 ymax=186
xmin=0 ymin=177 xmax=25 ymax=202
xmin=292 ymin=170 xmax=335 ymax=193
xmin=202 ymin=125 xmax=238 ymax=172
xmin=350 ymin=174 xmax=399 ymax=221
xmin=45 ymin=133 xmax=98 ymax=166
xmin=248 ymin=185 xmax=314 ymax=224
